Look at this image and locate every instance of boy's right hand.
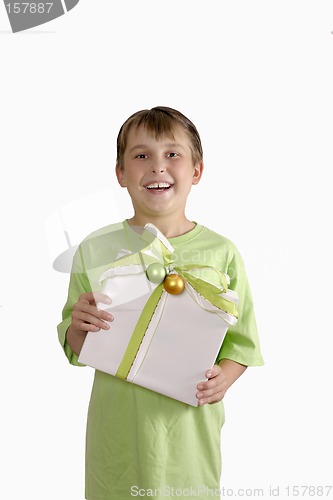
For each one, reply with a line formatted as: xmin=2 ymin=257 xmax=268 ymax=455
xmin=70 ymin=291 xmax=114 ymax=336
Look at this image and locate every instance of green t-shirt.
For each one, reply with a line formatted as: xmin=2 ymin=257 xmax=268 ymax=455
xmin=57 ymin=220 xmax=264 ymax=500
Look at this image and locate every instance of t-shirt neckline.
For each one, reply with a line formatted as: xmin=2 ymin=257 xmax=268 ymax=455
xmin=123 ymin=219 xmax=203 ymax=246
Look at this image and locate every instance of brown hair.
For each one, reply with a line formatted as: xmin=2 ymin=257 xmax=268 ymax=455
xmin=116 ymin=106 xmax=203 ymax=170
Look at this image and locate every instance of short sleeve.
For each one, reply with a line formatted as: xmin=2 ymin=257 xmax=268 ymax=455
xmin=57 ymin=245 xmax=92 ymax=366
xmin=215 ymin=248 xmax=264 ymax=367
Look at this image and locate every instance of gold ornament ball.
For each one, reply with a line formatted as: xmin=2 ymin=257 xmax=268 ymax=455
xmin=163 ymin=274 xmax=185 ymax=295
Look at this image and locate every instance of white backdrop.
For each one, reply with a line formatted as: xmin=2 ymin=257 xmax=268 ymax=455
xmin=1 ymin=1 xmax=333 ymax=499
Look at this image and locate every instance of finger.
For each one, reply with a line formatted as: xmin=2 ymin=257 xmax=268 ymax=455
xmin=79 ymin=291 xmax=112 ymax=306
xmin=197 ymin=373 xmax=228 ymax=395
xmin=196 ymin=381 xmax=223 ymax=400
xmin=73 ymin=311 xmax=112 ymax=330
xmin=73 ymin=321 xmax=101 ymax=333
xmin=196 ymin=382 xmax=224 ymax=399
xmin=94 ymin=292 xmax=112 ymax=305
xmin=198 ymin=390 xmax=225 ymax=405
xmin=79 ymin=291 xmax=98 ymax=305
xmin=205 ymin=365 xmax=220 ymax=379
xmin=197 ymin=366 xmax=221 ymax=390
xmin=74 ymin=301 xmax=113 ymax=321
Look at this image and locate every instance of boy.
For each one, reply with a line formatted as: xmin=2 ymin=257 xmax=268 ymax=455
xmin=58 ymin=106 xmax=264 ymax=499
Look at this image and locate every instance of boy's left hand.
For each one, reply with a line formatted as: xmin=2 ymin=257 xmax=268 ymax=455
xmin=196 ymin=365 xmax=228 ymax=405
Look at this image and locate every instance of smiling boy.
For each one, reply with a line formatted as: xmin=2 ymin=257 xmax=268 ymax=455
xmin=58 ymin=107 xmax=264 ymax=499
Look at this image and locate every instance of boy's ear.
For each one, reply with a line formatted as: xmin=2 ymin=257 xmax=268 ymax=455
xmin=115 ymin=164 xmax=127 ymax=187
xmin=192 ymin=161 xmax=204 ymax=185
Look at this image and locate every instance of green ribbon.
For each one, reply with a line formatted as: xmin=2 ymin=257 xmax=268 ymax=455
xmin=175 ymin=266 xmax=238 ymax=319
xmin=115 ymin=283 xmax=164 ymax=380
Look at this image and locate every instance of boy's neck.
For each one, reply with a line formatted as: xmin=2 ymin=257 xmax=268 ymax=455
xmin=127 ymin=214 xmax=196 ymax=238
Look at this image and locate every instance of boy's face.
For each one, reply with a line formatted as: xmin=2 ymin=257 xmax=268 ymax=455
xmin=116 ymin=125 xmax=203 ymax=222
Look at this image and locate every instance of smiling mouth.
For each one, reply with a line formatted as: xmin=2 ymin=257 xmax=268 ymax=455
xmin=145 ymin=182 xmax=174 ymax=191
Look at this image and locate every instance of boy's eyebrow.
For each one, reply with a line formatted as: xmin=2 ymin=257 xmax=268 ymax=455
xmin=129 ymin=143 xmax=186 ymax=153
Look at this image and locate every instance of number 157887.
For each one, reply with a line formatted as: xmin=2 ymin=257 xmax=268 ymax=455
xmin=5 ymin=3 xmax=53 ymax=14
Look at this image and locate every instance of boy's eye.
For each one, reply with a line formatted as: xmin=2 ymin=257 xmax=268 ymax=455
xmin=136 ymin=154 xmax=147 ymax=159
xmin=167 ymin=152 xmax=179 ymax=158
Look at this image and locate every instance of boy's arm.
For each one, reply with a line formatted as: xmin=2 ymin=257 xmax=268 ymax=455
xmin=196 ymin=359 xmax=247 ymax=405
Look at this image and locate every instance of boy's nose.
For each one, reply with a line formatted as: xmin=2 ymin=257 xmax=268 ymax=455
xmin=152 ymin=166 xmax=166 ymax=173
xmin=151 ymin=158 xmax=166 ymax=174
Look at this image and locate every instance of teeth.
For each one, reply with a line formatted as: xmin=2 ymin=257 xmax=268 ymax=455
xmin=146 ymin=182 xmax=172 ymax=189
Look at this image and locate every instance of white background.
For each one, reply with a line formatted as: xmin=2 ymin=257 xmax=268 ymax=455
xmin=1 ymin=1 xmax=333 ymax=499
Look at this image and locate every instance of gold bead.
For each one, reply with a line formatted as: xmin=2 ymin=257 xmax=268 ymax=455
xmin=163 ymin=274 xmax=185 ymax=295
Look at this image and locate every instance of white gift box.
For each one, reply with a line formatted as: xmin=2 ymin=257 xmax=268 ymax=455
xmin=78 ymin=224 xmax=238 ymax=406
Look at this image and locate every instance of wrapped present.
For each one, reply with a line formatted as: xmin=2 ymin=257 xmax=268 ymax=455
xmin=78 ymin=224 xmax=239 ymax=406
